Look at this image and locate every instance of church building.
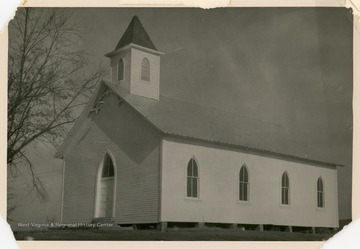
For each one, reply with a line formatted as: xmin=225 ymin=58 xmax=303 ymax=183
xmin=55 ymin=15 xmax=340 ymax=232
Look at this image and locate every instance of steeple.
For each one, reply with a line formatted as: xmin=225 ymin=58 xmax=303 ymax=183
xmin=105 ymin=16 xmax=163 ymax=101
xmin=115 ymin=15 xmax=157 ymax=51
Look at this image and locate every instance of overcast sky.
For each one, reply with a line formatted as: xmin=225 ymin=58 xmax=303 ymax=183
xmin=8 ymin=7 xmax=353 ymax=228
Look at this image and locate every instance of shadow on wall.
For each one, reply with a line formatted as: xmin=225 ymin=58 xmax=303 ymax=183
xmin=91 ymin=93 xmax=162 ymax=164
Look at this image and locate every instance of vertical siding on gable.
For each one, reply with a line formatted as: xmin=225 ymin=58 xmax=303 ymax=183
xmin=62 ymin=93 xmax=161 ymax=224
xmin=161 ymin=138 xmax=339 ymax=228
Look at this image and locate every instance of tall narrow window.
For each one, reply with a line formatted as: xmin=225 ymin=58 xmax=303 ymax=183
xmin=187 ymin=158 xmax=199 ymax=198
xmin=239 ymin=165 xmax=249 ymax=201
xmin=111 ymin=64 xmax=117 ymax=82
xmin=141 ymin=57 xmax=150 ymax=82
xmin=317 ymin=177 xmax=324 ymax=208
xmin=118 ymin=59 xmax=124 ymax=81
xmin=281 ymin=172 xmax=289 ymax=205
xmin=102 ymin=154 xmax=114 ymax=178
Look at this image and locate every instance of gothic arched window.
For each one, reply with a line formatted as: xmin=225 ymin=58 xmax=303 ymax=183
xmin=281 ymin=172 xmax=290 ymax=205
xmin=118 ymin=59 xmax=124 ymax=81
xmin=317 ymin=177 xmax=324 ymax=208
xmin=239 ymin=165 xmax=249 ymax=201
xmin=141 ymin=57 xmax=150 ymax=82
xmin=187 ymin=158 xmax=199 ymax=198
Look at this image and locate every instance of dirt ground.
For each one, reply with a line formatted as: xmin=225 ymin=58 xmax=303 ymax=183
xmin=13 ymin=227 xmax=336 ymax=241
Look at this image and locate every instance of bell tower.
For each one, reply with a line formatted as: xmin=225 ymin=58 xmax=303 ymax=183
xmin=105 ymin=16 xmax=163 ymax=100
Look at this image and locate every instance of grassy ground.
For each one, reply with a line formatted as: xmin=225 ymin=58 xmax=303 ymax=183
xmin=13 ymin=227 xmax=336 ymax=241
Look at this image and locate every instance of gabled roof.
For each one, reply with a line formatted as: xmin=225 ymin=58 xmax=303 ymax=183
xmin=54 ymin=79 xmax=341 ymax=167
xmin=55 ymin=10 xmax=348 ymax=169
xmin=114 ymin=15 xmax=157 ymax=51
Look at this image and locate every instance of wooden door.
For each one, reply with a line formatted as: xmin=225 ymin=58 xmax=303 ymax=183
xmin=99 ymin=177 xmax=114 ymax=217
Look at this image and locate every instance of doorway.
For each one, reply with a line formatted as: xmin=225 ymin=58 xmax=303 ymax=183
xmin=94 ymin=153 xmax=116 ymax=218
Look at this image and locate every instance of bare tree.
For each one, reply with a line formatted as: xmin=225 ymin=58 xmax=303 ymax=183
xmin=7 ymin=8 xmax=107 ymax=205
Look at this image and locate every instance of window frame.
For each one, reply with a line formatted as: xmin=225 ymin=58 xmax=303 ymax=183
xmin=117 ymin=58 xmax=124 ymax=82
xmin=281 ymin=171 xmax=290 ymax=206
xmin=239 ymin=164 xmax=249 ymax=202
xmin=141 ymin=57 xmax=150 ymax=82
xmin=317 ymin=177 xmax=325 ymax=208
xmin=186 ymin=157 xmax=200 ymax=199
xmin=111 ymin=63 xmax=117 ymax=83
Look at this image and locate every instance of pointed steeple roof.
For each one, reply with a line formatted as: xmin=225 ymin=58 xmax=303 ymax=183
xmin=115 ymin=16 xmax=157 ymax=51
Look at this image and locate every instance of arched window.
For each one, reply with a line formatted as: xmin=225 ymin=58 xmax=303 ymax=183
xmin=317 ymin=177 xmax=324 ymax=208
xmin=141 ymin=57 xmax=150 ymax=82
xmin=281 ymin=172 xmax=290 ymax=205
xmin=239 ymin=165 xmax=249 ymax=201
xmin=111 ymin=64 xmax=117 ymax=82
xmin=187 ymin=158 xmax=199 ymax=198
xmin=117 ymin=59 xmax=124 ymax=81
xmin=101 ymin=154 xmax=114 ymax=178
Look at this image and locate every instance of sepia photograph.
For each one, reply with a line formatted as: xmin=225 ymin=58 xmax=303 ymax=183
xmin=6 ymin=7 xmax=353 ymax=242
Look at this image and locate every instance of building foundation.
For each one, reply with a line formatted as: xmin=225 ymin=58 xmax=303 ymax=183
xmin=257 ymin=224 xmax=264 ymax=231
xmin=157 ymin=222 xmax=167 ymax=232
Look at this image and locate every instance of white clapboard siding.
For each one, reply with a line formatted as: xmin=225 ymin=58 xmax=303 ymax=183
xmin=62 ymin=93 xmax=161 ymax=224
xmin=161 ymin=137 xmax=339 ymax=228
xmin=129 ymin=48 xmax=160 ymax=100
